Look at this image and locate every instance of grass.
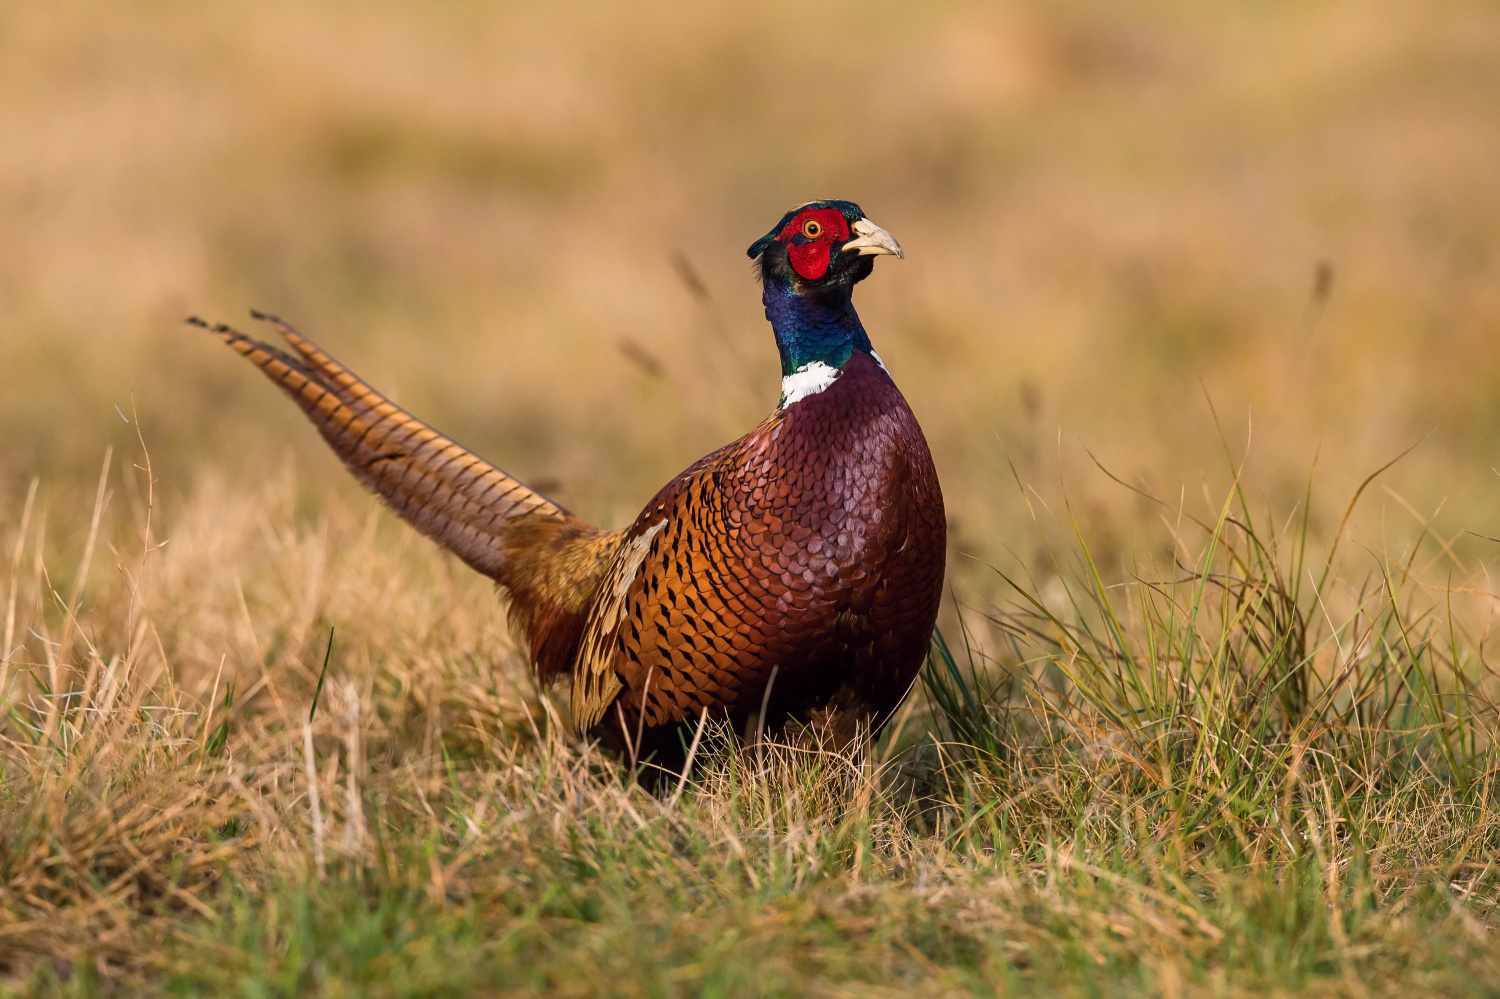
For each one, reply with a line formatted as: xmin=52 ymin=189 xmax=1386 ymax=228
xmin=1 ymin=429 xmax=1497 ymax=997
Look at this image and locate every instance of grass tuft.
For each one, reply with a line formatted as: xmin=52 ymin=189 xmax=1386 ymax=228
xmin=1 ymin=447 xmax=1498 ymax=996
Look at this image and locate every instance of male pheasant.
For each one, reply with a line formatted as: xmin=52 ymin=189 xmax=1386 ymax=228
xmin=197 ymin=200 xmax=946 ymax=769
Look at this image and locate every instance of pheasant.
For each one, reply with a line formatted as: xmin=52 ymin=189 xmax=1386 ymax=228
xmin=196 ymin=200 xmax=946 ymax=770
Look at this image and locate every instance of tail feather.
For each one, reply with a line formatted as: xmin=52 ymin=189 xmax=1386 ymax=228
xmin=193 ymin=314 xmax=588 ymax=583
xmin=247 ymin=309 xmax=386 ymax=417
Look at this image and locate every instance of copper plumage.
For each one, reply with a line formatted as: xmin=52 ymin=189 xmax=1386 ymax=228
xmin=198 ymin=200 xmax=946 ymax=771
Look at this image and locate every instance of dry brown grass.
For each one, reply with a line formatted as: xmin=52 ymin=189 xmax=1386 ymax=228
xmin=1 ymin=431 xmax=1498 ymax=995
xmin=0 ymin=454 xmax=517 ymax=976
xmin=3 ymin=0 xmax=1499 ymax=570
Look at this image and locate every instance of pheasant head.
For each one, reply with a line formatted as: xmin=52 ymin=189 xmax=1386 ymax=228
xmin=746 ymin=200 xmax=903 ymax=401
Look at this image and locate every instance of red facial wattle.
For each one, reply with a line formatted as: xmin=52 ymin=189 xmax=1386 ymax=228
xmin=779 ymin=207 xmax=849 ymax=281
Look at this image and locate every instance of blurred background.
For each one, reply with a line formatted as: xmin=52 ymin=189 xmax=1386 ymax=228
xmin=3 ymin=0 xmax=1499 ymax=601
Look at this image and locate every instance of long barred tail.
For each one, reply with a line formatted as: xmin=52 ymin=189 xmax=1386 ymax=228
xmin=193 ymin=312 xmax=584 ymax=582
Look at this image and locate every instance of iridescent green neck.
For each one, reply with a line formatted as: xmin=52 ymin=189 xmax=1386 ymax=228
xmin=762 ymin=275 xmax=872 ymax=376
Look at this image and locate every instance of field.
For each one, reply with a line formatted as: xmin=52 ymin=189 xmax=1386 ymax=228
xmin=4 ymin=0 xmax=1500 ymax=994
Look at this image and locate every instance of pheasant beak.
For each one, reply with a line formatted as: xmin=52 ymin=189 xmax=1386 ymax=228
xmin=841 ymin=218 xmax=904 ymax=259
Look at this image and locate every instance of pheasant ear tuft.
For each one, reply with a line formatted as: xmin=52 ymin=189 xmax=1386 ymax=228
xmin=747 ymin=231 xmax=777 ymax=259
xmin=748 ymin=204 xmax=806 ymax=258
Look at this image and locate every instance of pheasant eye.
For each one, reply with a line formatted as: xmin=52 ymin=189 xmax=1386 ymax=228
xmin=802 ymin=218 xmax=822 ymax=239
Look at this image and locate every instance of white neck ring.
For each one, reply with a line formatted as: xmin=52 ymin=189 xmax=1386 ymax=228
xmin=780 ymin=361 xmax=841 ymax=407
